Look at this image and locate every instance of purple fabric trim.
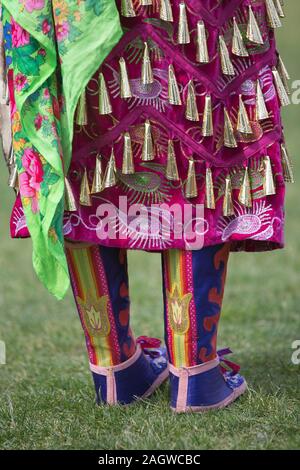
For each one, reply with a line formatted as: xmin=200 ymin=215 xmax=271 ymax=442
xmin=73 ymin=104 xmax=282 ymax=168
xmin=192 ymin=0 xmax=246 ymax=26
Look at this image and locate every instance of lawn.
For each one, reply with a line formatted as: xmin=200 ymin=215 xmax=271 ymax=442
xmin=0 ymin=3 xmax=300 ymax=450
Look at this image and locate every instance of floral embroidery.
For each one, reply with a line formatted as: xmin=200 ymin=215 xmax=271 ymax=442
xmin=11 ymin=18 xmax=30 ymax=47
xmin=14 ymin=73 xmax=28 ymax=91
xmin=166 ymin=284 xmax=192 ymax=335
xmin=52 ymin=0 xmax=82 ymax=51
xmin=41 ymin=19 xmax=51 ymax=35
xmin=76 ymin=290 xmax=111 ymax=338
xmin=20 ymin=0 xmax=45 ymax=13
xmin=56 ymin=21 xmax=69 ymax=41
xmin=19 ymin=148 xmax=44 ymax=213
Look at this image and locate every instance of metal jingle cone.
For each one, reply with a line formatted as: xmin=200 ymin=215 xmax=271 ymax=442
xmin=102 ymin=149 xmax=117 ymax=189
xmin=223 ymin=174 xmax=234 ymax=216
xmin=278 ymin=55 xmax=290 ymax=81
xmin=224 ymin=107 xmax=237 ymax=148
xmin=141 ymin=42 xmax=154 ymax=85
xmin=219 ymin=35 xmax=235 ymax=76
xmin=178 ymin=2 xmax=190 ymax=44
xmin=8 ymin=164 xmax=18 ymax=189
xmin=274 ymin=0 xmax=285 ymax=18
xmin=278 ymin=55 xmax=290 ymax=95
xmin=266 ymin=0 xmax=282 ymax=28
xmin=8 ymin=145 xmax=15 ymax=166
xmin=255 ymin=79 xmax=269 ymax=120
xmin=91 ymin=155 xmax=103 ymax=193
xmin=14 ymin=173 xmax=20 ymax=192
xmin=64 ymin=177 xmax=77 ymax=211
xmin=185 ymin=80 xmax=199 ymax=121
xmin=196 ymin=20 xmax=209 ymax=63
xmin=272 ymin=67 xmax=290 ymax=106
xmin=160 ymin=0 xmax=173 ymax=22
xmin=142 ymin=120 xmax=155 ymax=161
xmin=280 ymin=143 xmax=294 ymax=183
xmin=238 ymin=166 xmax=252 ymax=207
xmin=166 ymin=140 xmax=179 ymax=180
xmin=205 ymin=167 xmax=215 ymax=209
xmin=121 ymin=0 xmax=136 ymax=17
xmin=263 ymin=155 xmax=276 ymax=196
xmin=168 ymin=64 xmax=181 ymax=105
xmin=232 ymin=17 xmax=249 ymax=57
xmin=98 ymin=73 xmax=112 ymax=115
xmin=237 ymin=94 xmax=252 ymax=134
xmin=122 ymin=132 xmax=135 ymax=174
xmin=202 ymin=94 xmax=213 ymax=137
xmin=75 ymin=90 xmax=88 ymax=126
xmin=2 ymin=79 xmax=9 ymax=105
xmin=247 ymin=5 xmax=264 ymax=45
xmin=119 ymin=57 xmax=132 ymax=99
xmin=185 ymin=158 xmax=198 ymax=198
xmin=79 ymin=168 xmax=92 ymax=206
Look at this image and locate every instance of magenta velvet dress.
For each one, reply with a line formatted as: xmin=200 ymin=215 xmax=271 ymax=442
xmin=10 ymin=0 xmax=290 ymax=253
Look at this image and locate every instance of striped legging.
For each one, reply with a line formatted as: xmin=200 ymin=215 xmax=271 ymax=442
xmin=65 ymin=241 xmax=230 ymax=368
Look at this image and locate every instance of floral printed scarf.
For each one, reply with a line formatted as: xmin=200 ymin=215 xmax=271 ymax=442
xmin=1 ymin=1 xmax=122 ymax=299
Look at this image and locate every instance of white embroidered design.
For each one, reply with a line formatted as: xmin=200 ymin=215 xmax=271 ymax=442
xmin=11 ymin=206 xmax=27 ymax=235
xmin=218 ymin=200 xmax=278 ymax=241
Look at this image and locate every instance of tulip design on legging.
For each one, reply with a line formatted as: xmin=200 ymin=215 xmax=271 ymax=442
xmin=161 ymin=243 xmax=230 ymax=367
xmin=166 ymin=284 xmax=192 ymax=335
xmin=76 ymin=290 xmax=111 ymax=337
xmin=65 ymin=243 xmax=136 ymax=367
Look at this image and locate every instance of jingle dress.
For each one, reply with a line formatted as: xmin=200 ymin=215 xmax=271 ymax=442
xmin=0 ymin=0 xmax=293 ymax=299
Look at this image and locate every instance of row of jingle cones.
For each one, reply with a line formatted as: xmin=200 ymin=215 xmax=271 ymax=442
xmin=75 ymin=0 xmax=290 ymax=136
xmin=77 ymin=55 xmax=290 ymax=146
xmin=64 ymin=139 xmax=293 ymax=214
xmin=75 ymin=0 xmax=290 ymax=127
xmin=121 ymin=1 xmax=284 ymax=57
xmin=6 ymin=139 xmax=294 ymax=210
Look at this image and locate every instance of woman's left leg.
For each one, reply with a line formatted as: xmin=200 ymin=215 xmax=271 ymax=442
xmin=65 ymin=242 xmax=136 ymax=367
xmin=65 ymin=241 xmax=168 ymax=405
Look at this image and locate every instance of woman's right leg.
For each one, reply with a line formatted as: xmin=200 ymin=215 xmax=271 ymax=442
xmin=161 ymin=244 xmax=247 ymax=412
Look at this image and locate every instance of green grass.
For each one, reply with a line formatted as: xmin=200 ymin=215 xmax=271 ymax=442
xmin=1 ymin=3 xmax=300 ymax=450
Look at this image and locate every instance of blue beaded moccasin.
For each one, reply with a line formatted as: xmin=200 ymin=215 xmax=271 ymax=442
xmin=169 ymin=349 xmax=247 ymax=413
xmin=90 ymin=337 xmax=168 ymax=405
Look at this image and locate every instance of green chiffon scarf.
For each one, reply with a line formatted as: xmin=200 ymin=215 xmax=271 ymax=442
xmin=2 ymin=1 xmax=122 ymax=299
